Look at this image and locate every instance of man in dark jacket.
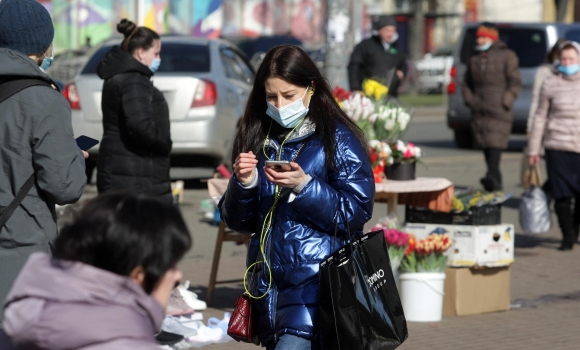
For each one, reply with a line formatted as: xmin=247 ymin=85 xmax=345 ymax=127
xmin=0 ymin=0 xmax=87 ymax=323
xmin=463 ymin=22 xmax=521 ymax=191
xmin=348 ymin=15 xmax=408 ymax=97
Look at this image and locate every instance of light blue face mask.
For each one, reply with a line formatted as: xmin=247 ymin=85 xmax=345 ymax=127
xmin=149 ymin=58 xmax=161 ymax=73
xmin=558 ymin=64 xmax=580 ymax=76
xmin=266 ymin=87 xmax=311 ymax=128
xmin=476 ymin=42 xmax=492 ymax=52
xmin=40 ymin=48 xmax=54 ymax=71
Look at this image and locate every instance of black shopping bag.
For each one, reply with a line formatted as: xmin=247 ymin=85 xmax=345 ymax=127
xmin=319 ymin=230 xmax=408 ymax=350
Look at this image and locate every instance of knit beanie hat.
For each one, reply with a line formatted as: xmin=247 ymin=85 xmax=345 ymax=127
xmin=0 ymin=0 xmax=55 ymax=55
xmin=373 ymin=15 xmax=397 ymax=31
xmin=476 ymin=22 xmax=499 ymax=41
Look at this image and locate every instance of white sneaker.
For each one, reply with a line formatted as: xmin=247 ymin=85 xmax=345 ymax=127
xmin=178 ymin=281 xmax=207 ymax=311
xmin=207 ymin=312 xmax=233 ymax=343
xmin=182 ymin=320 xmax=223 ymax=343
xmin=161 ymin=316 xmax=198 ymax=338
xmin=177 ymin=313 xmax=204 ymax=323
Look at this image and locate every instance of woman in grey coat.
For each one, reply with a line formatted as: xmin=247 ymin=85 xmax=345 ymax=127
xmin=0 ymin=0 xmax=86 ymax=322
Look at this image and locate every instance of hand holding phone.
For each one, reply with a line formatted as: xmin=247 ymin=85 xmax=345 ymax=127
xmin=265 ymin=160 xmax=292 ymax=172
xmin=76 ymin=135 xmax=99 ymax=151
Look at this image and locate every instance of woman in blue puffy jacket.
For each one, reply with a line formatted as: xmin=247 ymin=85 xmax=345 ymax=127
xmin=218 ymin=45 xmax=375 ymax=349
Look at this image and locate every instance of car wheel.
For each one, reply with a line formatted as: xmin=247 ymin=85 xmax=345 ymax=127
xmin=454 ymin=128 xmax=473 ymax=149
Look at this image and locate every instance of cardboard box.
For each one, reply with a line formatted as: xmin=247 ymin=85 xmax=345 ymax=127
xmin=443 ymin=266 xmax=511 ymax=316
xmin=403 ymin=223 xmax=514 ymax=267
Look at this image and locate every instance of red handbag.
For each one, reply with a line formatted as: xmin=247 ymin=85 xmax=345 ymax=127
xmin=227 ymin=293 xmax=254 ymax=343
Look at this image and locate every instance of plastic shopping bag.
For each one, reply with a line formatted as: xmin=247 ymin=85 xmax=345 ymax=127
xmin=319 ymin=230 xmax=408 ymax=350
xmin=519 ymin=185 xmax=552 ymax=234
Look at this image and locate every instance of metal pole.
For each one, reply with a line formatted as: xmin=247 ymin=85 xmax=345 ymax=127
xmin=556 ymin=0 xmax=569 ymax=21
xmin=324 ymin=0 xmax=355 ymax=89
xmin=411 ymin=0 xmax=424 ymax=61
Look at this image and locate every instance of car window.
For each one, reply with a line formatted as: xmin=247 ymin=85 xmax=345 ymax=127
xmin=564 ymin=29 xmax=580 ymax=42
xmin=460 ymin=28 xmax=547 ymax=68
xmin=220 ymin=47 xmax=253 ymax=84
xmin=81 ymin=43 xmax=211 ymax=74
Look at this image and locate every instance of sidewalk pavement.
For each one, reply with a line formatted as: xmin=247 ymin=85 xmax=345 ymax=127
xmin=184 ymin=228 xmax=580 ymax=350
xmin=176 ymin=154 xmax=580 ymax=350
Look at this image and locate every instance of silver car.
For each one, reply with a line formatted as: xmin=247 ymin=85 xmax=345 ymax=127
xmin=63 ymin=36 xmax=254 ymax=174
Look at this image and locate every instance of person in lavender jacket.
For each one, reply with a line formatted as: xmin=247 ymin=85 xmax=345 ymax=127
xmin=2 ymin=193 xmax=192 ymax=349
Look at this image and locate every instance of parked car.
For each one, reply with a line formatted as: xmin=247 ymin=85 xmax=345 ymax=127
xmin=447 ymin=22 xmax=580 ymax=148
xmin=64 ymin=36 xmax=254 ymax=177
xmin=225 ymin=35 xmax=326 ymax=71
xmin=46 ymin=49 xmax=90 ymax=84
xmin=415 ymin=46 xmax=454 ymax=94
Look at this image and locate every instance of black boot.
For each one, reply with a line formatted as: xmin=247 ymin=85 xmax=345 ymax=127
xmin=574 ymin=197 xmax=580 ymax=242
xmin=554 ymin=198 xmax=575 ymax=250
xmin=482 ymin=148 xmax=503 ymax=191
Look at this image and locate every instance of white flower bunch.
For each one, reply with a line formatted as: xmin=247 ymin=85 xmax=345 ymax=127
xmin=341 ymin=94 xmax=377 ymax=123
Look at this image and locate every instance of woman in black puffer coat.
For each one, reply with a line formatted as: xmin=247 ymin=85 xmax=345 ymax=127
xmin=96 ymin=19 xmax=172 ymax=204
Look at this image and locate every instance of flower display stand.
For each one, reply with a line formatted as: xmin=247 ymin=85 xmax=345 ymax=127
xmin=399 ymin=272 xmax=446 ymax=322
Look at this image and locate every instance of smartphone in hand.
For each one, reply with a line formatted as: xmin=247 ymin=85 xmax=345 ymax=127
xmin=265 ymin=160 xmax=292 ymax=172
xmin=76 ymin=135 xmax=99 ymax=151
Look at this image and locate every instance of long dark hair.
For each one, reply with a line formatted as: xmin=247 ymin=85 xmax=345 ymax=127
xmin=117 ymin=19 xmax=160 ymax=54
xmin=53 ymin=193 xmax=192 ymax=294
xmin=232 ymin=45 xmax=368 ymax=171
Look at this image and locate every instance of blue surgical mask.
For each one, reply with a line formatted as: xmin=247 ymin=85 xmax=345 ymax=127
xmin=40 ymin=48 xmax=54 ymax=71
xmin=476 ymin=42 xmax=492 ymax=52
xmin=266 ymin=87 xmax=311 ymax=128
xmin=558 ymin=64 xmax=580 ymax=76
xmin=149 ymin=58 xmax=161 ymax=73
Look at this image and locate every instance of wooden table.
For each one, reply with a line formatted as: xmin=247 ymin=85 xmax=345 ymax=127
xmin=375 ymin=177 xmax=454 ymax=215
xmin=206 ymin=178 xmax=250 ymax=307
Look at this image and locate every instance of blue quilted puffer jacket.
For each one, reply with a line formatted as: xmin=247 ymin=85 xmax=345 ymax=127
xmin=219 ymin=119 xmax=375 ymax=346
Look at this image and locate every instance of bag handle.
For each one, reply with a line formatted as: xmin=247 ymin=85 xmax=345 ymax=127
xmin=527 ymin=163 xmax=542 ymax=188
xmin=332 ymin=196 xmax=353 ymax=253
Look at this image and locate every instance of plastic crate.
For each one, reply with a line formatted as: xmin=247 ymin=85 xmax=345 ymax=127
xmin=405 ymin=206 xmax=452 ymax=224
xmin=405 ymin=205 xmax=501 ymax=226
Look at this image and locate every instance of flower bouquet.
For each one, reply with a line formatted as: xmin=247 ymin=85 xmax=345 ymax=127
xmin=333 ymin=81 xmax=417 ymax=182
xmin=371 ymin=216 xmax=410 ymax=272
xmin=368 ymin=140 xmax=391 ymax=182
xmin=333 ymin=80 xmax=415 ymax=143
xmin=390 ymin=140 xmax=422 ymax=164
xmin=400 ymin=234 xmax=452 ymax=273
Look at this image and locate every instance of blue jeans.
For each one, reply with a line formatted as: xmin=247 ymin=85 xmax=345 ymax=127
xmin=266 ymin=334 xmax=312 ymax=350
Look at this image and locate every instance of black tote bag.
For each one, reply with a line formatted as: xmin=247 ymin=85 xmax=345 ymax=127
xmin=319 ymin=224 xmax=408 ymax=350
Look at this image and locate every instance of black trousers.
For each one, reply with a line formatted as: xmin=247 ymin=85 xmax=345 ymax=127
xmin=554 ymin=197 xmax=580 ymax=248
xmin=483 ymin=148 xmax=502 ymax=189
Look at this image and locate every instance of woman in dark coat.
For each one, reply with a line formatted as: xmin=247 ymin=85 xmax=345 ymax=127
xmin=219 ymin=46 xmax=375 ymax=349
xmin=96 ymin=19 xmax=172 ymax=204
xmin=463 ymin=22 xmax=521 ymax=191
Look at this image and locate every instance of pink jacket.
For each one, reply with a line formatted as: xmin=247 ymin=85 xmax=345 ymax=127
xmin=528 ymin=71 xmax=580 ymax=156
xmin=2 ymin=253 xmax=164 ymax=350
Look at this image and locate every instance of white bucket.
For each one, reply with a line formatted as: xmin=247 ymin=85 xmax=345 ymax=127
xmin=399 ymin=272 xmax=446 ymax=322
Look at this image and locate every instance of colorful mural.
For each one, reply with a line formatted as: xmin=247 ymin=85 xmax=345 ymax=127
xmin=40 ymin=0 xmax=325 ymax=51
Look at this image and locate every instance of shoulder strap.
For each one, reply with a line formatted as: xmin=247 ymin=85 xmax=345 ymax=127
xmin=0 ymin=76 xmax=50 ymax=227
xmin=0 ymin=175 xmax=35 ymax=228
xmin=0 ymin=76 xmax=55 ymax=104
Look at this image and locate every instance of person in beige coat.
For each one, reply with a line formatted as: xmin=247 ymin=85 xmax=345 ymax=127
xmin=520 ymin=39 xmax=565 ymax=189
xmin=529 ymin=40 xmax=580 ymax=251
